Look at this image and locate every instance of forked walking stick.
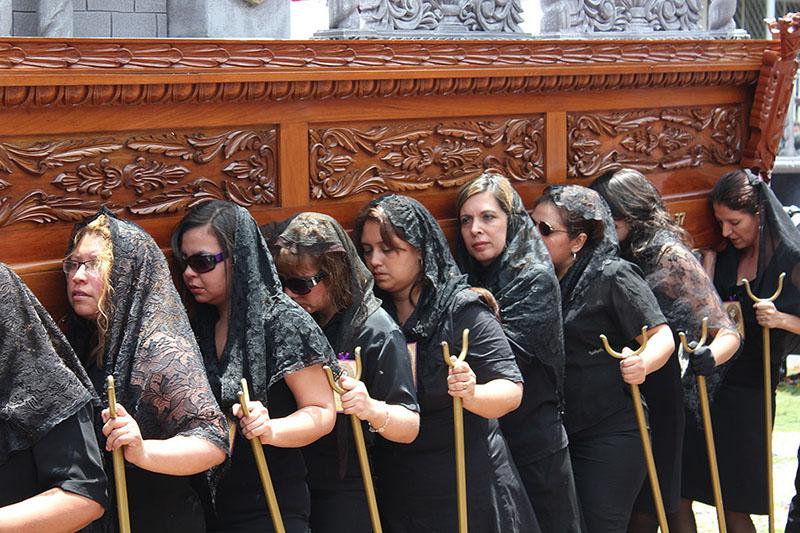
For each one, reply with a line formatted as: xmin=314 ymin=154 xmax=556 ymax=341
xmin=678 ymin=317 xmax=726 ymax=533
xmin=323 ymin=347 xmax=382 ymax=533
xmin=742 ymin=272 xmax=785 ymax=533
xmin=599 ymin=326 xmax=668 ymax=533
xmin=441 ymin=328 xmax=470 ymax=533
xmin=238 ymin=378 xmax=285 ymax=533
xmin=106 ymin=376 xmax=131 ymax=533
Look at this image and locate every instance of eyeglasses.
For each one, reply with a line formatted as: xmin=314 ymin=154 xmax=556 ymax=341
xmin=181 ymin=252 xmax=227 ymax=274
xmin=62 ymin=259 xmax=102 ymax=276
xmin=279 ymin=271 xmax=327 ymax=295
xmin=531 ymin=219 xmax=568 ymax=237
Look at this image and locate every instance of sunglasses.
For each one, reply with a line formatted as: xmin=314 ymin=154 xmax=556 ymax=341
xmin=531 ymin=219 xmax=568 ymax=237
xmin=62 ymin=258 xmax=102 ymax=276
xmin=182 ymin=251 xmax=227 ymax=274
xmin=279 ymin=271 xmax=327 ymax=295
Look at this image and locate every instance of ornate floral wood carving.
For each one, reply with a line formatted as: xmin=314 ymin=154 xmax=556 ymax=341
xmin=568 ymin=105 xmax=741 ymax=179
xmin=0 ymin=128 xmax=277 ymax=227
xmin=742 ymin=13 xmax=800 ymax=179
xmin=310 ymin=117 xmax=544 ymax=199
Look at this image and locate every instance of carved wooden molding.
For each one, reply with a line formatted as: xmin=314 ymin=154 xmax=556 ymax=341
xmin=742 ymin=13 xmax=800 ymax=178
xmin=310 ymin=116 xmax=544 ymax=199
xmin=567 ymin=104 xmax=742 ymax=179
xmin=0 ymin=128 xmax=277 ymax=227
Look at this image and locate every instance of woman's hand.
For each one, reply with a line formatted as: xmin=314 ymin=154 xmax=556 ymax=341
xmin=339 ymin=375 xmax=376 ymax=420
xmin=102 ymin=403 xmax=145 ymax=465
xmin=447 ymin=358 xmax=476 ymax=401
xmin=754 ymin=300 xmax=784 ymax=329
xmin=232 ymin=401 xmax=273 ymax=443
xmin=619 ymin=348 xmax=647 ymax=385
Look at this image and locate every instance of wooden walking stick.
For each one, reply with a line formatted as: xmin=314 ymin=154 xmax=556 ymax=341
xmin=599 ymin=326 xmax=669 ymax=533
xmin=742 ymin=272 xmax=785 ymax=533
xmin=323 ymin=347 xmax=382 ymax=533
xmin=238 ymin=378 xmax=285 ymax=533
xmin=106 ymin=376 xmax=131 ymax=533
xmin=679 ymin=317 xmax=726 ymax=533
xmin=441 ymin=328 xmax=470 ymax=533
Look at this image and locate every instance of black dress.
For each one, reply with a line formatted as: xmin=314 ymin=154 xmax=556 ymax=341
xmin=682 ymin=180 xmax=800 ymax=515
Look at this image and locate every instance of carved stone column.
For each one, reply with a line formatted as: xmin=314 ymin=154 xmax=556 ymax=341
xmin=38 ymin=0 xmax=73 ymax=37
xmin=318 ymin=0 xmax=529 ymax=39
xmin=168 ymin=0 xmax=289 ymax=38
xmin=0 ymin=0 xmax=11 ymax=37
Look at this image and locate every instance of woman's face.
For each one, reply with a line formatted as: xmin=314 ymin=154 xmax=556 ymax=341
xmin=459 ymin=191 xmax=508 ymax=266
xmin=360 ymin=220 xmax=422 ymax=297
xmin=66 ymin=233 xmax=107 ymax=320
xmin=713 ymin=203 xmax=759 ymax=250
xmin=278 ymin=256 xmax=334 ymax=320
xmin=179 ymin=225 xmax=231 ymax=308
xmin=531 ymin=201 xmax=583 ymax=277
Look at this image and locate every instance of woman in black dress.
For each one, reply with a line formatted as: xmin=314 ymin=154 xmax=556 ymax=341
xmin=353 ymin=194 xmax=538 ymax=533
xmin=65 ymin=209 xmax=228 ymax=532
xmin=682 ymin=169 xmax=800 ymax=531
xmin=271 ymin=212 xmax=420 ymax=533
xmin=591 ymin=169 xmax=740 ymax=532
xmin=531 ymin=185 xmax=674 ymax=532
xmin=454 ymin=173 xmax=581 ymax=532
xmin=172 ymin=201 xmax=337 ymax=532
xmin=0 ymin=263 xmax=106 ymax=532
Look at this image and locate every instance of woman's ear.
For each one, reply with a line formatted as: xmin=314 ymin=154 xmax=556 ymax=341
xmin=570 ymin=232 xmax=588 ymax=255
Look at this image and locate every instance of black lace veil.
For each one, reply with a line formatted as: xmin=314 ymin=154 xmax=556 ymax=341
xmin=0 ymin=263 xmax=96 ymax=464
xmin=67 ymin=209 xmax=227 ymax=450
xmin=455 ymin=179 xmax=565 ymax=398
xmin=273 ymin=212 xmax=382 ymax=355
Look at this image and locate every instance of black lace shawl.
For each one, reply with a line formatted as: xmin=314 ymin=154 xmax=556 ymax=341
xmin=193 ymin=205 xmax=337 ymax=411
xmin=625 ymin=229 xmax=738 ymax=421
xmin=273 ymin=212 xmax=382 ymax=355
xmin=67 ymin=210 xmax=227 ymax=451
xmin=352 ymin=194 xmax=469 ymax=345
xmin=552 ymin=186 xmax=620 ymax=312
xmin=0 ymin=264 xmax=96 ymax=465
xmin=455 ymin=184 xmax=565 ymax=398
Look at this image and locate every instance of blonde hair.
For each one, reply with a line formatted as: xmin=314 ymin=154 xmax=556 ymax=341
xmin=456 ymin=172 xmax=517 ymax=218
xmin=70 ymin=215 xmax=114 ymax=368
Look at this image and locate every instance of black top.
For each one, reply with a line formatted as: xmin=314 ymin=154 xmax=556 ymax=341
xmin=562 ymin=258 xmax=667 ymax=434
xmin=304 ymin=308 xmax=418 ymax=489
xmin=0 ymin=404 xmax=107 ymax=511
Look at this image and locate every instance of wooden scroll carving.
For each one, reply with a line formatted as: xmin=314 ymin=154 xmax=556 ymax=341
xmin=742 ymin=13 xmax=800 ymax=178
xmin=310 ymin=116 xmax=544 ymax=200
xmin=0 ymin=128 xmax=277 ymax=228
xmin=568 ymin=104 xmax=742 ymax=180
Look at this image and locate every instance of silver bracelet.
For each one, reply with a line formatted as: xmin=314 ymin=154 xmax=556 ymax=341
xmin=368 ymin=407 xmax=390 ymax=433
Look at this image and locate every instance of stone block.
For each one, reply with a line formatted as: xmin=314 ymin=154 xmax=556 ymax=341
xmin=156 ymin=12 xmax=165 ymax=35
xmin=12 ymin=10 xmax=35 ymax=35
xmin=88 ymin=0 xmax=133 ymax=11
xmin=74 ymin=9 xmax=110 ymax=36
xmin=73 ymin=0 xmax=86 ymax=10
xmin=0 ymin=0 xmax=11 ymax=36
xmin=38 ymin=0 xmax=73 ymax=36
xmin=169 ymin=0 xmax=289 ymax=38
xmin=12 ymin=0 xmax=35 ymax=12
xmin=135 ymin=0 xmax=165 ymax=12
xmin=112 ymin=11 xmax=155 ymax=36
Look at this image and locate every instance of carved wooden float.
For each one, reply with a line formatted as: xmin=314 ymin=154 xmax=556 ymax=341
xmin=1 ymin=14 xmax=798 ymax=318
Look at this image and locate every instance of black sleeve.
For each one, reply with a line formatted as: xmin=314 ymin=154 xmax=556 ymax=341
xmin=30 ymin=403 xmax=108 ymax=508
xmin=360 ymin=311 xmax=420 ymax=413
xmin=450 ymin=301 xmax=523 ymax=385
xmin=609 ymin=260 xmax=668 ymax=343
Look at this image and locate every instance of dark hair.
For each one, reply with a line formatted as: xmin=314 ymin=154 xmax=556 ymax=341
xmin=536 ymin=186 xmax=605 ymax=245
xmin=710 ymin=169 xmax=760 ymax=215
xmin=171 ymin=200 xmax=237 ymax=270
xmin=590 ymin=168 xmax=691 ymax=257
xmin=273 ymin=247 xmax=353 ymax=312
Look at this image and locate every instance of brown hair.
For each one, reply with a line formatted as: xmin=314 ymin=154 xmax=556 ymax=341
xmin=70 ymin=215 xmax=114 ymax=368
xmin=456 ymin=172 xmax=516 ymax=218
xmin=710 ymin=169 xmax=760 ymax=215
xmin=273 ymin=247 xmax=353 ymax=313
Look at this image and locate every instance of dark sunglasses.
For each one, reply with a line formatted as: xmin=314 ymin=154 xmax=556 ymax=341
xmin=181 ymin=251 xmax=227 ymax=274
xmin=531 ymin=219 xmax=568 ymax=237
xmin=279 ymin=272 xmax=327 ymax=295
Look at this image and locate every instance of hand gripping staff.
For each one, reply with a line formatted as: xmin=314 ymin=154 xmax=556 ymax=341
xmin=106 ymin=376 xmax=131 ymax=533
xmin=678 ymin=317 xmax=726 ymax=533
xmin=441 ymin=328 xmax=470 ymax=533
xmin=238 ymin=378 xmax=285 ymax=533
xmin=323 ymin=348 xmax=382 ymax=533
xmin=599 ymin=327 xmax=668 ymax=533
xmin=742 ymin=272 xmax=785 ymax=533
